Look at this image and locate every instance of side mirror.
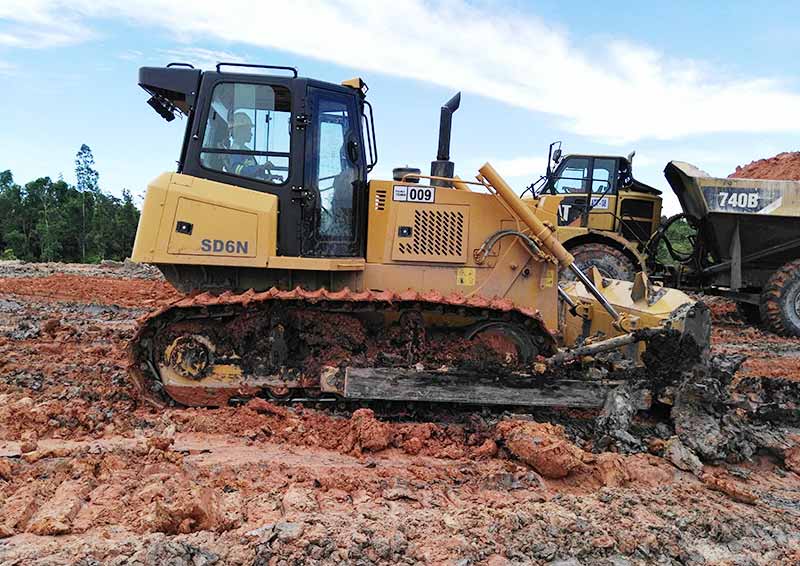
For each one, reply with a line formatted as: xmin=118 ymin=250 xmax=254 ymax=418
xmin=553 ymin=149 xmax=562 ymax=163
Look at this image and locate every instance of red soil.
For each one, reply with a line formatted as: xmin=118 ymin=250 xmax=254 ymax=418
xmin=730 ymin=151 xmax=800 ymax=180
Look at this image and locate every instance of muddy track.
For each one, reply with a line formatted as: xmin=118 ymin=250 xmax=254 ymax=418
xmin=129 ymin=287 xmax=557 ymax=407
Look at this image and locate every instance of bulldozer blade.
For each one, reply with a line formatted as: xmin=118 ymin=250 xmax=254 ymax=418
xmin=343 ymin=367 xmax=634 ymax=409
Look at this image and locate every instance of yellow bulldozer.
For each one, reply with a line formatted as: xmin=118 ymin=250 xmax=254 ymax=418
xmin=129 ymin=62 xmax=709 ymax=409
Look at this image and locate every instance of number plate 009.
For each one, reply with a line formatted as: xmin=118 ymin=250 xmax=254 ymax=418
xmin=393 ymin=185 xmax=435 ymax=203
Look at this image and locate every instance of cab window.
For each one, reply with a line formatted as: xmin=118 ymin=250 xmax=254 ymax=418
xmin=553 ymin=157 xmax=590 ymax=194
xmin=313 ymin=95 xmax=359 ymax=240
xmin=592 ymin=158 xmax=616 ymax=195
xmin=200 ymin=82 xmax=291 ymax=185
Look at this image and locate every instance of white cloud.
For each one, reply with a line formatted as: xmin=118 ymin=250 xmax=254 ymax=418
xmin=0 ymin=1 xmax=95 ymax=48
xmin=158 ymin=47 xmax=245 ymax=70
xmin=117 ymin=49 xmax=144 ymax=61
xmin=2 ymin=1 xmax=800 ymax=143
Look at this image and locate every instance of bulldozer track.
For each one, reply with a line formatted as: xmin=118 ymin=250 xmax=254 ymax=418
xmin=129 ymin=287 xmax=560 ymax=408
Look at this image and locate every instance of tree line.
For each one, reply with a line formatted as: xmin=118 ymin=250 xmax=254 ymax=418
xmin=0 ymin=145 xmax=140 ymax=263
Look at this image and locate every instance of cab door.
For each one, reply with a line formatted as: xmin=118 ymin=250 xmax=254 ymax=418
xmin=301 ymin=86 xmax=367 ymax=257
xmin=182 ymin=72 xmax=307 ymax=256
xmin=550 ymin=157 xmax=617 ymax=229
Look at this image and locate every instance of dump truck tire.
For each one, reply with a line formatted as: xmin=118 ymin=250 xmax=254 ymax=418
xmin=562 ymin=243 xmax=637 ymax=281
xmin=760 ymin=259 xmax=800 ymax=337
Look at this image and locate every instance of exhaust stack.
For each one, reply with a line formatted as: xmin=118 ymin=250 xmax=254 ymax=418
xmin=430 ymin=92 xmax=461 ymax=187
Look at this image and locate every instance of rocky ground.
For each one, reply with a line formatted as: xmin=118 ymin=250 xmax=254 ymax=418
xmin=0 ymin=261 xmax=798 ymax=565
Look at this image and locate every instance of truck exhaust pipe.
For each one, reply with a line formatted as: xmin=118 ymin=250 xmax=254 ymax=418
xmin=430 ymin=92 xmax=461 ymax=187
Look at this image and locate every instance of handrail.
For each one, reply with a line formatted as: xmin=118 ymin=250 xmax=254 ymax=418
xmin=215 ymin=62 xmax=299 ymax=77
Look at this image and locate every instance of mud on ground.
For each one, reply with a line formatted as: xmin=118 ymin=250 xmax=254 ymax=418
xmin=0 ymin=261 xmax=798 ymax=565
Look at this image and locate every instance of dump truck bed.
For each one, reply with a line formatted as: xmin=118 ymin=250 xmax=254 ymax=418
xmin=664 ymin=161 xmax=800 ymax=290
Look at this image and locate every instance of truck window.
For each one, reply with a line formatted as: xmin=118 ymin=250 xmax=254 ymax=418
xmin=313 ymin=95 xmax=358 ymax=240
xmin=553 ymin=157 xmax=590 ymax=194
xmin=592 ymin=158 xmax=616 ymax=195
xmin=199 ymin=82 xmax=292 ymax=185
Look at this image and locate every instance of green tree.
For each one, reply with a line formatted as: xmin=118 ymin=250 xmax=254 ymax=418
xmin=1 ymin=149 xmax=141 ymax=264
xmin=75 ymin=144 xmax=99 ymax=261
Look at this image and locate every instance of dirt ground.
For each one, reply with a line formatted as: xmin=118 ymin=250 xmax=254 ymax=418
xmin=0 ymin=261 xmax=798 ymax=566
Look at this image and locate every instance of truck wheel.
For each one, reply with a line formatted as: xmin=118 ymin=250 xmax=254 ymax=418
xmin=759 ymin=259 xmax=800 ymax=337
xmin=561 ymin=243 xmax=637 ymax=281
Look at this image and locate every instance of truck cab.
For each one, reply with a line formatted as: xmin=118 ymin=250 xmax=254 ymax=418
xmin=528 ymin=143 xmax=664 ymax=279
xmin=137 ymin=62 xmax=377 ymax=260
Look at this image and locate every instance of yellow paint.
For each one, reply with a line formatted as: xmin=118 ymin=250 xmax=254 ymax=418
xmin=542 ymin=267 xmax=555 ymax=288
xmin=456 ymin=267 xmax=476 ymax=286
xmin=132 ymin=173 xmax=277 ymax=268
xmin=267 ymin=256 xmax=365 ymax=271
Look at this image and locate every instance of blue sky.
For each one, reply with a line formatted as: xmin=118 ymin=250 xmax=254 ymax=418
xmin=1 ymin=1 xmax=799 ymax=214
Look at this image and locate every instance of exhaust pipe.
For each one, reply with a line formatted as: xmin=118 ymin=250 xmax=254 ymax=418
xmin=430 ymin=92 xmax=461 ymax=187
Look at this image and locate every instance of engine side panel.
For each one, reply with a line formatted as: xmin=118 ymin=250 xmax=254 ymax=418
xmin=132 ymin=173 xmax=278 ymax=268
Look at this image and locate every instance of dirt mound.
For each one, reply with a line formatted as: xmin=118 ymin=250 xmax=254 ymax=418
xmin=730 ymin=151 xmax=800 ymax=180
xmin=0 ymin=259 xmax=162 ymax=280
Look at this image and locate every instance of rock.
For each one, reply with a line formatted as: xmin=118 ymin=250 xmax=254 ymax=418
xmin=27 ymin=479 xmax=90 ymax=535
xmin=497 ymin=421 xmax=586 ymax=479
xmin=143 ymin=485 xmax=224 ymax=534
xmin=41 ymin=318 xmax=62 ymax=336
xmin=485 ymin=555 xmax=510 ymax=566
xmin=592 ymin=453 xmax=631 ymax=487
xmin=246 ymin=397 xmax=289 ymax=417
xmin=20 ymin=430 xmax=38 ymax=454
xmin=372 ymin=534 xmax=391 ymax=558
xmin=472 ymin=438 xmax=498 ymax=459
xmin=403 ymin=436 xmax=423 ymax=455
xmin=594 ymin=382 xmax=645 ymax=453
xmin=664 ymin=437 xmax=703 ymax=476
xmin=702 ymin=473 xmax=758 ymax=505
xmin=350 ymin=408 xmax=392 ymax=452
xmin=0 ymin=484 xmax=38 ymax=536
xmin=0 ymin=458 xmax=12 ymax=480
xmin=281 ymin=487 xmax=318 ymax=515
xmin=147 ymin=435 xmax=174 ymax=451
xmin=246 ymin=523 xmax=275 ymax=540
xmin=592 ymin=534 xmax=616 ymax=548
xmin=382 ymin=486 xmax=419 ymax=501
xmin=140 ymin=540 xmax=219 ymax=565
xmin=163 ymin=423 xmax=177 ymax=439
xmin=274 ymin=521 xmax=305 ymax=541
xmin=784 ymin=445 xmax=800 ymax=474
xmin=390 ymin=530 xmax=408 ymax=554
xmin=548 ymin=559 xmax=582 ymax=566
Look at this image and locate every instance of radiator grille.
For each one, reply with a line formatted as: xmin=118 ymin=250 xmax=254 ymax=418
xmin=397 ymin=209 xmax=464 ymax=259
xmin=620 ymin=198 xmax=654 ymax=219
xmin=374 ymin=189 xmax=387 ymax=211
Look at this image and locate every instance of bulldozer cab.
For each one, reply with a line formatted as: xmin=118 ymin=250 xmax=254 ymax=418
xmin=533 ymin=147 xmax=662 ymax=246
xmin=138 ymin=63 xmax=376 ymax=258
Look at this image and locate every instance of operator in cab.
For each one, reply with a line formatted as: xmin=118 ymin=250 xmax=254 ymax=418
xmin=227 ymin=111 xmax=276 ymax=181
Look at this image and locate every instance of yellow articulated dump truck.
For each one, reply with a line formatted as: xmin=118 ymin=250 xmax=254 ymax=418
xmin=524 ymin=142 xmax=662 ymax=281
xmin=128 ymin=61 xmax=708 ymax=409
xmin=525 ymin=144 xmax=800 ymax=337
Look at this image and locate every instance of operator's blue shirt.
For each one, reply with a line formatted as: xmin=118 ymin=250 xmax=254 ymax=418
xmin=227 ymin=144 xmax=261 ymax=178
